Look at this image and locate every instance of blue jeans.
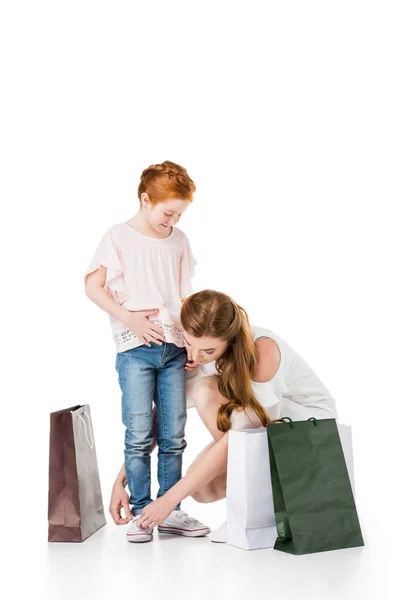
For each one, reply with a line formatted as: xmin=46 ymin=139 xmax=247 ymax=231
xmin=115 ymin=342 xmax=187 ymax=516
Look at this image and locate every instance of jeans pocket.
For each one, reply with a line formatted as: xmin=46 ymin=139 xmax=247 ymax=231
xmin=129 ymin=412 xmax=152 ymax=433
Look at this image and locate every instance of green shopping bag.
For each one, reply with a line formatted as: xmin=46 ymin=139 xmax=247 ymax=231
xmin=267 ymin=417 xmax=364 ymax=555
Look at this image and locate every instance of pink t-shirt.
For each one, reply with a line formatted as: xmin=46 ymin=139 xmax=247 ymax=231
xmin=84 ymin=223 xmax=197 ymax=353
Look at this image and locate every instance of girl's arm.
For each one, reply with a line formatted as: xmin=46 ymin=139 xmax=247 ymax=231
xmin=137 ymin=434 xmax=229 ymax=528
xmin=85 ymin=267 xmax=133 ymax=324
xmin=85 ymin=267 xmax=165 ymax=346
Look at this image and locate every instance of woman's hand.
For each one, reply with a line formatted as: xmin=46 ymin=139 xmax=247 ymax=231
xmin=123 ymin=309 xmax=166 ymax=347
xmin=185 ymin=346 xmax=199 ymax=373
xmin=136 ymin=495 xmax=177 ymax=529
xmin=109 ymin=477 xmax=132 ymax=525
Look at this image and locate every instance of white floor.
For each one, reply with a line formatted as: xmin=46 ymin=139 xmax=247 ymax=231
xmin=30 ymin=510 xmax=395 ymax=600
xmin=7 ymin=413 xmax=398 ymax=600
xmin=6 ymin=411 xmax=400 ymax=600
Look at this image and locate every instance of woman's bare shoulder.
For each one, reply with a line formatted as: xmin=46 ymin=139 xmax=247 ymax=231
xmin=253 ymin=337 xmax=281 ymax=383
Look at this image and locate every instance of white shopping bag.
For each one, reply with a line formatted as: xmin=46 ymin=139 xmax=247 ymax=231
xmin=227 ymin=423 xmax=355 ymax=550
xmin=338 ymin=424 xmax=355 ymax=497
xmin=227 ymin=428 xmax=277 ymax=550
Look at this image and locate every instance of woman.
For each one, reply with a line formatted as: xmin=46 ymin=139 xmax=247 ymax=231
xmin=110 ymin=289 xmax=337 ymax=539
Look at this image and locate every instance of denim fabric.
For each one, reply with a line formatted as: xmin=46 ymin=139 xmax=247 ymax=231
xmin=115 ymin=342 xmax=187 ymax=515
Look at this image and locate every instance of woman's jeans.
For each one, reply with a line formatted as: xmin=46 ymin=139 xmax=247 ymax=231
xmin=116 ymin=342 xmax=187 ymax=516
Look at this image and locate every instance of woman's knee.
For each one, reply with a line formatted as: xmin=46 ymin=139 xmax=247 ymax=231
xmin=193 ymin=376 xmax=220 ymax=412
xmin=191 ymin=491 xmax=211 ymax=503
xmin=191 ymin=486 xmax=226 ymax=503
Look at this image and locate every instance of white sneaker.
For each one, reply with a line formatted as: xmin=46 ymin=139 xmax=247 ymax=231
xmin=126 ymin=515 xmax=153 ymax=543
xmin=210 ymin=522 xmax=227 ymax=543
xmin=158 ymin=510 xmax=211 ymax=537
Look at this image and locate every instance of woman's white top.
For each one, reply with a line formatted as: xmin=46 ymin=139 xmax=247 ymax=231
xmin=186 ymin=324 xmax=338 ymax=428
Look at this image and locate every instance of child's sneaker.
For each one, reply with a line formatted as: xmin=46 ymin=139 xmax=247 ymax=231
xmin=158 ymin=510 xmax=210 ymax=537
xmin=126 ymin=515 xmax=153 ymax=543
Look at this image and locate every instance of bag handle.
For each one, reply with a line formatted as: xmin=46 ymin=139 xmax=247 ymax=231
xmin=77 ymin=412 xmax=94 ymax=449
xmin=278 ymin=416 xmax=318 ymax=429
xmin=279 ymin=416 xmax=294 ymax=428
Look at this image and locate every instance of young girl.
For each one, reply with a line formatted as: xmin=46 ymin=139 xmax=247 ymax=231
xmin=84 ymin=161 xmax=210 ymax=542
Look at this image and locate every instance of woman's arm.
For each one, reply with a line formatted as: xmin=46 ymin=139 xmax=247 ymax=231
xmin=255 ymin=337 xmax=338 ymax=419
xmin=168 ymin=433 xmax=229 ymax=502
xmin=137 ymin=434 xmax=229 ymax=528
xmin=253 ymin=337 xmax=281 ymax=381
xmin=109 ymin=463 xmax=131 ymax=525
xmin=116 ymin=463 xmax=127 ymax=487
xmin=110 ymin=407 xmax=159 ymax=525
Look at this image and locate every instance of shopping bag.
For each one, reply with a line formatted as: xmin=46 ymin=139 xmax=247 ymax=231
xmin=48 ymin=404 xmax=106 ymax=542
xmin=227 ymin=428 xmax=277 ymax=550
xmin=226 ymin=422 xmax=356 ymax=551
xmin=268 ymin=417 xmax=364 ymax=555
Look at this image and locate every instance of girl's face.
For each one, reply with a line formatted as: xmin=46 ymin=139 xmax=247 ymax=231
xmin=182 ymin=331 xmax=229 ymax=365
xmin=141 ymin=194 xmax=191 ymax=234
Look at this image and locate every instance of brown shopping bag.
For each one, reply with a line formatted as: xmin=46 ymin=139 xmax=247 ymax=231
xmin=48 ymin=404 xmax=106 ymax=542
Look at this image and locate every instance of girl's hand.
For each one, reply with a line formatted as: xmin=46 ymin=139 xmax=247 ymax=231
xmin=136 ymin=495 xmax=177 ymax=529
xmin=109 ymin=478 xmax=132 ymax=525
xmin=123 ymin=309 xmax=166 ymax=347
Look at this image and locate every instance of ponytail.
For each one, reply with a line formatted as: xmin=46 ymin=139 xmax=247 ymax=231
xmin=216 ymin=306 xmax=273 ymax=432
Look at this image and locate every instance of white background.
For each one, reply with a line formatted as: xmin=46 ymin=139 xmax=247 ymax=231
xmin=1 ymin=1 xmax=399 ymax=599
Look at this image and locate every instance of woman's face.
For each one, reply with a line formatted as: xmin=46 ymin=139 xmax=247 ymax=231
xmin=182 ymin=331 xmax=229 ymax=365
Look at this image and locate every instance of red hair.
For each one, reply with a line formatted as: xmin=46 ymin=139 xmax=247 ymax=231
xmin=138 ymin=161 xmax=196 ymax=205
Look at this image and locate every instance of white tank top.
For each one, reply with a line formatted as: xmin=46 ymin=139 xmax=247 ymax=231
xmin=185 ymin=324 xmax=338 ymax=428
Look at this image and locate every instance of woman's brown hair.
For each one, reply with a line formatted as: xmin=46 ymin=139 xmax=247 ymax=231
xmin=138 ymin=160 xmax=196 ymax=205
xmin=181 ymin=290 xmax=274 ymax=432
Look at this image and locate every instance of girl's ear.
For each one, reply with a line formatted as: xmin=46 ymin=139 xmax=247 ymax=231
xmin=140 ymin=192 xmax=151 ymax=208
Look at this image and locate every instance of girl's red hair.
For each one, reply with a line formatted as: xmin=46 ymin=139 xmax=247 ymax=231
xmin=138 ymin=160 xmax=196 ymax=205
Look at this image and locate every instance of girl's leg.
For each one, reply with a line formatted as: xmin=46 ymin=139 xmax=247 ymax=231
xmin=116 ymin=347 xmax=156 ymax=516
xmin=155 ymin=343 xmax=187 ymax=507
xmin=151 ymin=406 xmax=157 ymax=452
xmin=188 ymin=375 xmax=230 ymax=503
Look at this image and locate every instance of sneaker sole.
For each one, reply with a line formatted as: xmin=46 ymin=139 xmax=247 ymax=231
xmin=158 ymin=526 xmax=210 ymax=538
xmin=126 ymin=534 xmax=153 ymax=543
